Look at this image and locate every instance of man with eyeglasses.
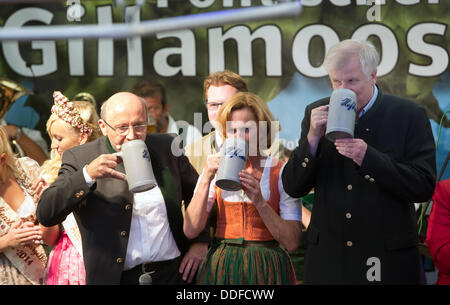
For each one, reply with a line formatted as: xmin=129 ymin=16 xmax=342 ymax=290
xmin=132 ymin=81 xmax=202 ymax=149
xmin=184 ymin=70 xmax=248 ymax=174
xmin=185 ymin=70 xmax=285 ymax=174
xmin=37 ymin=92 xmax=210 ymax=285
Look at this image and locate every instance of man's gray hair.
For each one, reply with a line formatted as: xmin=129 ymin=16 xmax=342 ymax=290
xmin=324 ymin=39 xmax=380 ymax=79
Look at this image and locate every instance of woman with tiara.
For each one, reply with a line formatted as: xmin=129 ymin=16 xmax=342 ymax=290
xmin=37 ymin=91 xmax=101 ymax=285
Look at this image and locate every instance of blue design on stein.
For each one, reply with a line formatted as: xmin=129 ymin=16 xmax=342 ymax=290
xmin=340 ymin=97 xmax=356 ymax=112
xmin=225 ymin=147 xmax=246 ymax=161
xmin=142 ymin=149 xmax=150 ymax=162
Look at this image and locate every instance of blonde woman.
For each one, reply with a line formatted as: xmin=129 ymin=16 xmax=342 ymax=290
xmin=184 ymin=92 xmax=302 ymax=284
xmin=0 ymin=126 xmax=58 ymax=284
xmin=38 ymin=91 xmax=101 ymax=285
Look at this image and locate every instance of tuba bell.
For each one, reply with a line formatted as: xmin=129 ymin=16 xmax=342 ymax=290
xmin=0 ymin=78 xmax=29 ymax=120
xmin=0 ymin=78 xmax=31 ymax=156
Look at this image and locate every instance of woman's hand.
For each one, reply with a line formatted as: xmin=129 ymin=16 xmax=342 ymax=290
xmin=203 ymin=154 xmax=220 ymax=182
xmin=3 ymin=220 xmax=43 ymax=248
xmin=32 ymin=176 xmax=49 ymax=200
xmin=239 ymin=170 xmax=264 ymax=206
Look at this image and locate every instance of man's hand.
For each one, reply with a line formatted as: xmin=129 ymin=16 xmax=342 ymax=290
xmin=85 ymin=154 xmax=126 ymax=181
xmin=334 ymin=138 xmax=368 ymax=166
xmin=307 ymin=105 xmax=328 ymax=156
xmin=179 ymin=242 xmax=208 ymax=283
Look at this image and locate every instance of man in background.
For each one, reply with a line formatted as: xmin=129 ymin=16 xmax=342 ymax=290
xmin=133 ymin=81 xmax=202 ymax=150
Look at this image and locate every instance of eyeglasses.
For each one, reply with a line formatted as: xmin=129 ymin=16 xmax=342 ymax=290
xmin=147 ymin=105 xmax=162 ymax=112
xmin=205 ymin=102 xmax=224 ymax=111
xmin=102 ymin=120 xmax=147 ymax=136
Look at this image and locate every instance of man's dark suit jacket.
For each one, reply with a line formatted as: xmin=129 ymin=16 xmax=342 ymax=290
xmin=37 ymin=134 xmax=209 ymax=285
xmin=282 ymin=89 xmax=436 ymax=284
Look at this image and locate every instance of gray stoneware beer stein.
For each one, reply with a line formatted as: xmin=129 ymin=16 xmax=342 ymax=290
xmin=114 ymin=139 xmax=157 ymax=193
xmin=325 ymin=88 xmax=357 ymax=141
xmin=216 ymin=137 xmax=248 ymax=191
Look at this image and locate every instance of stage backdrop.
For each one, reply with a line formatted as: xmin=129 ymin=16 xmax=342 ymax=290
xmin=0 ymin=0 xmax=448 ymax=180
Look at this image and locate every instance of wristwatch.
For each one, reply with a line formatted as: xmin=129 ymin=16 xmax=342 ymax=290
xmin=11 ymin=126 xmax=23 ymax=141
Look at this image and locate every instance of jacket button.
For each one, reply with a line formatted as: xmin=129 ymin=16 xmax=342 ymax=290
xmin=120 ymin=231 xmax=127 ymax=237
xmin=345 ymin=212 xmax=352 ymax=219
xmin=301 ymin=162 xmax=307 ymax=168
xmin=364 ymin=175 xmax=370 ymax=180
xmin=346 ymin=241 xmax=353 ymax=247
xmin=369 ymin=178 xmax=375 ymax=182
xmin=125 ymin=204 xmax=132 ymax=211
xmin=116 ymin=257 xmax=124 ymax=264
xmin=75 ymin=190 xmax=85 ymax=198
xmin=304 ymin=157 xmax=309 ymax=163
xmin=347 ymin=184 xmax=353 ymax=191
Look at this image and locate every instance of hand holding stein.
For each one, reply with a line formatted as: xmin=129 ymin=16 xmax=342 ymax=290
xmin=215 ymin=137 xmax=249 ymax=191
xmin=113 ymin=139 xmax=157 ymax=193
xmin=325 ymin=88 xmax=357 ymax=142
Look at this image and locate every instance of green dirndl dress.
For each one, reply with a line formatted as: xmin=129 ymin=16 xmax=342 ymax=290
xmin=196 ymin=237 xmax=296 ymax=285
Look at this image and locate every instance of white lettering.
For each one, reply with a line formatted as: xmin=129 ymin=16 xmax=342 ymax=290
xmin=68 ymin=39 xmax=84 ymax=76
xmin=301 ymin=0 xmax=322 ymax=6
xmin=366 ymin=257 xmax=381 ymax=282
xmin=157 ymin=0 xmax=169 ymax=7
xmin=292 ymin=25 xmax=340 ymax=78
xmin=395 ymin=0 xmax=420 ymax=5
xmin=220 ymin=289 xmax=275 ymax=300
xmin=407 ymin=22 xmax=448 ymax=77
xmin=209 ymin=25 xmax=282 ymax=76
xmin=125 ymin=6 xmax=143 ymax=76
xmin=176 ymin=289 xmax=210 ymax=303
xmin=97 ymin=6 xmax=113 ymax=76
xmin=330 ymin=0 xmax=351 ymax=6
xmin=352 ymin=24 xmax=398 ymax=77
xmin=154 ymin=30 xmax=196 ymax=76
xmin=366 ymin=0 xmax=382 ymax=22
xmin=2 ymin=8 xmax=56 ymax=77
xmin=223 ymin=0 xmax=252 ymax=7
xmin=190 ymin=0 xmax=215 ymax=8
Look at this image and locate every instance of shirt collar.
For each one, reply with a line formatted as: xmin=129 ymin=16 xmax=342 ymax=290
xmin=166 ymin=114 xmax=178 ymax=134
xmin=359 ymin=85 xmax=378 ymax=118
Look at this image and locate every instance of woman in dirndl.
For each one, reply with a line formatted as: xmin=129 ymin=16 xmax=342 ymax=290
xmin=184 ymin=92 xmax=302 ymax=285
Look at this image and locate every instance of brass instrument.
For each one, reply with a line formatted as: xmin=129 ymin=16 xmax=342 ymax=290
xmin=0 ymin=78 xmax=31 ymax=156
xmin=0 ymin=78 xmax=29 ymax=120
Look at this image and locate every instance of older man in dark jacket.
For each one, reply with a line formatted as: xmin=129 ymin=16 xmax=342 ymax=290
xmin=37 ymin=92 xmax=209 ymax=285
xmin=282 ymin=40 xmax=436 ymax=284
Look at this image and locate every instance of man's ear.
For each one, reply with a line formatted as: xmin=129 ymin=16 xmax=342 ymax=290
xmin=98 ymin=119 xmax=108 ymax=136
xmin=370 ymin=69 xmax=377 ymax=84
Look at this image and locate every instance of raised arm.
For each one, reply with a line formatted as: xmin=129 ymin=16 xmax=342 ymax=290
xmin=183 ymin=155 xmax=219 ymax=239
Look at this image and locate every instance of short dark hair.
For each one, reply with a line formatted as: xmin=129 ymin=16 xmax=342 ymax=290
xmin=132 ymin=81 xmax=167 ymax=106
